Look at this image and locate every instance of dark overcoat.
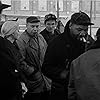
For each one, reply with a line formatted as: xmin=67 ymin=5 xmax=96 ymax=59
xmin=0 ymin=36 xmax=22 ymax=99
xmin=42 ymin=20 xmax=85 ymax=99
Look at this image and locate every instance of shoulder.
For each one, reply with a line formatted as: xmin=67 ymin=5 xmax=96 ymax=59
xmin=54 ymin=29 xmax=60 ymax=34
xmin=38 ymin=33 xmax=47 ymax=45
xmin=0 ymin=36 xmax=6 ymax=49
xmin=0 ymin=36 xmax=11 ymax=46
xmin=38 ymin=33 xmax=44 ymax=38
xmin=48 ymin=34 xmax=68 ymax=49
xmin=38 ymin=33 xmax=45 ymax=40
xmin=40 ymin=28 xmax=46 ymax=35
xmin=17 ymin=31 xmax=29 ymax=44
xmin=0 ymin=36 xmax=4 ymax=43
xmin=72 ymin=49 xmax=100 ymax=68
xmin=52 ymin=33 xmax=68 ymax=45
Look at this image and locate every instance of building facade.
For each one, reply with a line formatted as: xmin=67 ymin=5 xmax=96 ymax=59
xmin=1 ymin=0 xmax=100 ymax=17
xmin=1 ymin=0 xmax=100 ymax=38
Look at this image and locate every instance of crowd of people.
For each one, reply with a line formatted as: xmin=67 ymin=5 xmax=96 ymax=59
xmin=1 ymin=1 xmax=100 ymax=100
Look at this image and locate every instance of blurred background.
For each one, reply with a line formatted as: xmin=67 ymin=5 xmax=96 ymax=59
xmin=1 ymin=0 xmax=100 ymax=39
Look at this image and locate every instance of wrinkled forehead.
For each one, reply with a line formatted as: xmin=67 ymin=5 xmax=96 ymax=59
xmin=27 ymin=22 xmax=40 ymax=26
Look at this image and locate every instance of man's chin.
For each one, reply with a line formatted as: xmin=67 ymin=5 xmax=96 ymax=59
xmin=48 ymin=30 xmax=52 ymax=33
xmin=46 ymin=29 xmax=53 ymax=33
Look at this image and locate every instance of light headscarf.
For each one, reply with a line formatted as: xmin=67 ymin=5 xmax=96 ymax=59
xmin=1 ymin=21 xmax=19 ymax=37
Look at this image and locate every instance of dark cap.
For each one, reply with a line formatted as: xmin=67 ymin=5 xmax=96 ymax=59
xmin=44 ymin=14 xmax=57 ymax=23
xmin=70 ymin=11 xmax=94 ymax=25
xmin=26 ymin=16 xmax=40 ymax=23
xmin=0 ymin=1 xmax=11 ymax=10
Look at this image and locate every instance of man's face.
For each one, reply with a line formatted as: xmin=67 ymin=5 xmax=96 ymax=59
xmin=26 ymin=22 xmax=40 ymax=37
xmin=45 ymin=20 xmax=57 ymax=33
xmin=70 ymin=23 xmax=88 ymax=41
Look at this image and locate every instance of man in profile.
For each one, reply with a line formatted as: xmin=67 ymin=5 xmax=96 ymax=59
xmin=42 ymin=11 xmax=94 ymax=100
xmin=68 ymin=27 xmax=100 ymax=100
xmin=17 ymin=16 xmax=51 ymax=100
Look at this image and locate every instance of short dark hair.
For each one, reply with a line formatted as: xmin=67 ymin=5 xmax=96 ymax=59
xmin=44 ymin=14 xmax=57 ymax=24
xmin=26 ymin=16 xmax=40 ymax=23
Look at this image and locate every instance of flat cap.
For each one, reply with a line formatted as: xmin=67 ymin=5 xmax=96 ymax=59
xmin=26 ymin=16 xmax=40 ymax=23
xmin=71 ymin=11 xmax=94 ymax=25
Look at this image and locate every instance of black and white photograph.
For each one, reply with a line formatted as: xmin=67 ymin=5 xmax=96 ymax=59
xmin=0 ymin=0 xmax=100 ymax=100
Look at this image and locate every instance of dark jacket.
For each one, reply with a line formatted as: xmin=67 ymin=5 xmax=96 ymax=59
xmin=40 ymin=28 xmax=60 ymax=44
xmin=88 ymin=39 xmax=100 ymax=50
xmin=0 ymin=36 xmax=22 ymax=99
xmin=42 ymin=20 xmax=85 ymax=86
xmin=68 ymin=39 xmax=100 ymax=100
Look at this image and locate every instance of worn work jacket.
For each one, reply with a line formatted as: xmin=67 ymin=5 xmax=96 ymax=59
xmin=17 ymin=30 xmax=51 ymax=93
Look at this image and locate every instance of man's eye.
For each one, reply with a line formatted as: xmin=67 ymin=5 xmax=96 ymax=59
xmin=31 ymin=25 xmax=35 ymax=28
xmin=47 ymin=23 xmax=50 ymax=26
xmin=51 ymin=23 xmax=55 ymax=25
xmin=36 ymin=26 xmax=39 ymax=28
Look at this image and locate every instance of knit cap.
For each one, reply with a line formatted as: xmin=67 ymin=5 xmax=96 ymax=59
xmin=1 ymin=21 xmax=19 ymax=37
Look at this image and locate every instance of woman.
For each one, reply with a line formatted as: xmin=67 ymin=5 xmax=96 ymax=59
xmin=0 ymin=21 xmax=27 ymax=100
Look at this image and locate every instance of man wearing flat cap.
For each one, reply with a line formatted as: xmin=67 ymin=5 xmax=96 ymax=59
xmin=41 ymin=11 xmax=94 ymax=100
xmin=17 ymin=16 xmax=51 ymax=100
xmin=40 ymin=13 xmax=60 ymax=44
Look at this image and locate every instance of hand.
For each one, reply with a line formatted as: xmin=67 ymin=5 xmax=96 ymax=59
xmin=21 ymin=61 xmax=34 ymax=75
xmin=26 ymin=65 xmax=34 ymax=75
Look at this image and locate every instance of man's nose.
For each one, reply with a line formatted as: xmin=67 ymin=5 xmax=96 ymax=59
xmin=33 ymin=26 xmax=38 ymax=31
xmin=80 ymin=30 xmax=87 ymax=37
